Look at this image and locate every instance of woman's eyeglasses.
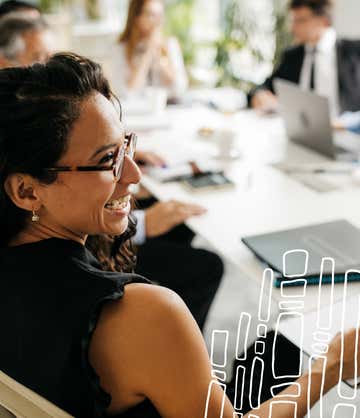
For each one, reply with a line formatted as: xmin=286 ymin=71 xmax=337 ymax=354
xmin=44 ymin=133 xmax=137 ymax=182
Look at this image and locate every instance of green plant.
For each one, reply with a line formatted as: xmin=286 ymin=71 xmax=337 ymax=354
xmin=273 ymin=0 xmax=292 ymax=66
xmin=164 ymin=0 xmax=195 ymax=66
xmin=214 ymin=0 xmax=266 ymax=88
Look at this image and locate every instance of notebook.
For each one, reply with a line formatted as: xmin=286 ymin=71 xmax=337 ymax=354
xmin=241 ymin=220 xmax=360 ymax=287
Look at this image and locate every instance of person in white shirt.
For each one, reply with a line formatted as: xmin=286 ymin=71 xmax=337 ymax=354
xmin=249 ymin=0 xmax=360 ymax=117
xmin=110 ymin=0 xmax=188 ymax=99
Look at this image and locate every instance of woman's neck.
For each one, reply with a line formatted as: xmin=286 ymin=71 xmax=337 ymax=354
xmin=9 ymin=222 xmax=86 ymax=247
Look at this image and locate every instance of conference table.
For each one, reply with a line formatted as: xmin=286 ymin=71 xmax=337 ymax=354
xmin=125 ymin=103 xmax=360 ymax=315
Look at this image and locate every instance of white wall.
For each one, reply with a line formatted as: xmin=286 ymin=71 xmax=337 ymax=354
xmin=334 ymin=0 xmax=360 ymax=38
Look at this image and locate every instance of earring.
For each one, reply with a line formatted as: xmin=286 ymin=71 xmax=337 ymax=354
xmin=31 ymin=210 xmax=40 ymax=222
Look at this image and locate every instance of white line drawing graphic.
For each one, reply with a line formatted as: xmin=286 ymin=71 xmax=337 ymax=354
xmin=204 ymin=380 xmax=226 ymax=418
xmin=249 ymin=357 xmax=264 ymax=409
xmin=273 ymin=312 xmax=303 ymax=378
xmin=279 ymin=301 xmax=304 ymax=310
xmin=235 ymin=313 xmax=251 ymax=361
xmin=313 ymin=331 xmax=331 ymax=343
xmin=280 ymin=279 xmax=307 ymax=297
xmin=258 ymin=268 xmax=274 ymax=322
xmin=256 ymin=324 xmax=267 ymax=338
xmin=204 ymin=252 xmax=359 ymax=416
xmin=311 ymin=343 xmax=328 ymax=354
xmin=283 ymin=249 xmax=309 ymax=278
xmin=307 ymin=355 xmax=327 ymax=418
xmin=233 ymin=365 xmax=246 ymax=411
xmin=210 ymin=330 xmax=229 ymax=368
xmin=269 ymin=400 xmax=297 ymax=417
xmin=316 ymin=258 xmax=335 ymax=331
xmin=270 ymin=382 xmax=301 ymax=398
xmin=212 ymin=369 xmax=227 ymax=382
xmin=338 ymin=281 xmax=360 ymax=400
xmin=254 ymin=341 xmax=265 ymax=355
xmin=332 ymin=403 xmax=356 ymax=418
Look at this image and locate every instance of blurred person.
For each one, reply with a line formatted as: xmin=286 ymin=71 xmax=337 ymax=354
xmin=1 ymin=52 xmax=359 ymax=418
xmin=0 ymin=0 xmax=40 ymax=18
xmin=0 ymin=14 xmax=53 ymax=68
xmin=249 ymin=0 xmax=360 ymax=116
xmin=111 ymin=0 xmax=188 ymax=98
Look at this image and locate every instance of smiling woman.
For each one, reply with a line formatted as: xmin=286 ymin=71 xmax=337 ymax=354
xmin=0 ymin=53 xmax=358 ymax=418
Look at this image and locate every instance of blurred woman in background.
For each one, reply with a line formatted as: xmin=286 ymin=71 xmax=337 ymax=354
xmin=111 ymin=0 xmax=188 ymax=99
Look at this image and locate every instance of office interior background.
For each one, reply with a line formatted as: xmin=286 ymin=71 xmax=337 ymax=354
xmin=2 ymin=0 xmax=360 ymax=416
xmin=31 ymin=0 xmax=360 ymax=90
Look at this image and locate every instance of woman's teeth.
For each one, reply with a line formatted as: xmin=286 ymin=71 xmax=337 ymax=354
xmin=105 ymin=196 xmax=130 ymax=210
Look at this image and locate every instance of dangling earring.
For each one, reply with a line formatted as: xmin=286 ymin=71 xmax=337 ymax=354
xmin=31 ymin=209 xmax=40 ymax=222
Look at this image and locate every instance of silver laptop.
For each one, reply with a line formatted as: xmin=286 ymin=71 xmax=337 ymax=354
xmin=274 ymin=79 xmax=360 ymax=161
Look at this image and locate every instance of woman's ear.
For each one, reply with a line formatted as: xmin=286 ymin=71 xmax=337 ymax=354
xmin=4 ymin=174 xmax=42 ymax=211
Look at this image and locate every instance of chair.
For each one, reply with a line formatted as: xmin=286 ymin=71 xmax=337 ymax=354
xmin=0 ymin=370 xmax=73 ymax=418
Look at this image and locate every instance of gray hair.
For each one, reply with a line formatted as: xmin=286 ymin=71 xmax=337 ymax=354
xmin=0 ymin=14 xmax=48 ymax=61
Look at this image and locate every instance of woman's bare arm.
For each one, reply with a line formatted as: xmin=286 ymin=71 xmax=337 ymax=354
xmin=89 ymin=283 xmax=358 ymax=418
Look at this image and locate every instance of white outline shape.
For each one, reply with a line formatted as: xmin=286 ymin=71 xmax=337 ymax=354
xmin=210 ymin=330 xmax=229 ymax=368
xmin=233 ymin=365 xmax=246 ymax=411
xmin=249 ymin=357 xmax=264 ymax=410
xmin=235 ymin=312 xmax=251 ymax=361
xmin=270 ymin=382 xmax=301 ymax=398
xmin=203 ymin=380 xmax=226 ymax=418
xmin=280 ymin=279 xmax=307 ymax=297
xmin=307 ymin=355 xmax=326 ymax=418
xmin=269 ymin=400 xmax=297 ymax=418
xmin=233 ymin=413 xmax=243 ymax=418
xmin=337 ymin=279 xmax=360 ymax=400
xmin=211 ymin=369 xmax=227 ymax=382
xmin=283 ymin=249 xmax=309 ymax=278
xmin=258 ymin=268 xmax=274 ymax=322
xmin=311 ymin=343 xmax=328 ymax=354
xmin=279 ymin=301 xmax=304 ymax=310
xmin=331 ymin=404 xmax=356 ymax=418
xmin=257 ymin=324 xmax=267 ymax=338
xmin=273 ymin=312 xmax=303 ymax=379
xmin=255 ymin=341 xmax=265 ymax=355
xmin=313 ymin=331 xmax=331 ymax=343
xmin=316 ymin=257 xmax=335 ymax=331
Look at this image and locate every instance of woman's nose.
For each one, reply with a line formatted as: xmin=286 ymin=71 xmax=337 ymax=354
xmin=119 ymin=155 xmax=142 ymax=185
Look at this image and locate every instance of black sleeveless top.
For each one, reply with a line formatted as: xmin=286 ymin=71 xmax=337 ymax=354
xmin=0 ymin=238 xmax=161 ymax=418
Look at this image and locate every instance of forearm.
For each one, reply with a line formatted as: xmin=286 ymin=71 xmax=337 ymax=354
xmin=127 ymin=51 xmax=153 ymax=90
xmin=244 ymin=363 xmax=338 ymax=418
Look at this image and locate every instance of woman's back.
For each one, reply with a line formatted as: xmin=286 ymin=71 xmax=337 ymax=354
xmin=0 ymin=238 xmax=153 ymax=417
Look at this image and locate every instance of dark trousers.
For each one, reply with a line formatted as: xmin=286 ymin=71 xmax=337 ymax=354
xmin=134 ymin=198 xmax=224 ymax=330
xmin=227 ymin=331 xmax=300 ymax=414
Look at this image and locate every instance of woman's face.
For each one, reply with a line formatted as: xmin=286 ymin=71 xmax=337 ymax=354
xmin=136 ymin=0 xmax=164 ymax=37
xmin=36 ymin=92 xmax=141 ymax=239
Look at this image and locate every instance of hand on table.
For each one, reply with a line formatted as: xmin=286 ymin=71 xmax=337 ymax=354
xmin=313 ymin=328 xmax=360 ymax=390
xmin=145 ymin=200 xmax=207 ymax=238
xmin=251 ymin=90 xmax=278 ymax=113
xmin=135 ymin=150 xmax=167 ymax=168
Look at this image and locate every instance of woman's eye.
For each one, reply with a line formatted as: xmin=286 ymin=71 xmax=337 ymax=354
xmin=99 ymin=152 xmax=115 ymax=165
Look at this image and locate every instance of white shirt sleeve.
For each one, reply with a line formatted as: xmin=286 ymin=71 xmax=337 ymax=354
xmin=132 ymin=209 xmax=147 ymax=246
xmin=109 ymin=43 xmax=131 ymax=99
xmin=166 ymin=37 xmax=188 ymax=97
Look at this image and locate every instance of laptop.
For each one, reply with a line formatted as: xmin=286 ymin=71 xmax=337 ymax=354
xmin=241 ymin=219 xmax=360 ymax=278
xmin=274 ymin=79 xmax=360 ymax=161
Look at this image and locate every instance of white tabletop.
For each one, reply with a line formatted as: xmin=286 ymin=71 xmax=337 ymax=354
xmin=127 ymin=105 xmax=360 ymax=313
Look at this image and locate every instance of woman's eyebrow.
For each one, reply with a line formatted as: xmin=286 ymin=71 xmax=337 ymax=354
xmin=90 ymin=143 xmax=118 ymax=161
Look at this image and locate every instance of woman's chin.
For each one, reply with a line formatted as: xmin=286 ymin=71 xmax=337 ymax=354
xmin=103 ymin=218 xmax=129 ymax=236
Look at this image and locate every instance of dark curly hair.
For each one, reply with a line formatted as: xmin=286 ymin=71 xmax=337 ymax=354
xmin=0 ymin=52 xmax=136 ymax=272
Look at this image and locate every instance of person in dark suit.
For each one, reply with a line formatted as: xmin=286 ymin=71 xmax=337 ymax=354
xmin=249 ymin=0 xmax=360 ymax=116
